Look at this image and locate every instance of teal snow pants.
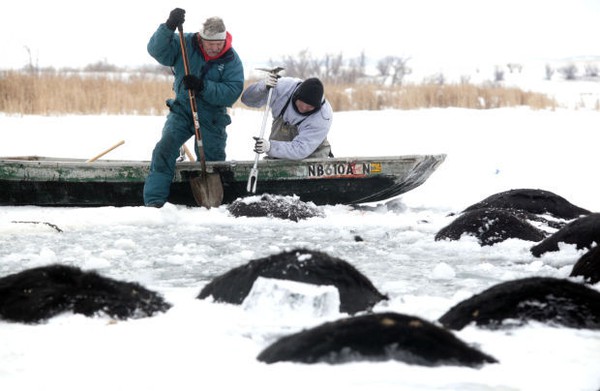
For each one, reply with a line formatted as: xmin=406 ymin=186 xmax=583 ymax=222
xmin=143 ymin=104 xmax=229 ymax=206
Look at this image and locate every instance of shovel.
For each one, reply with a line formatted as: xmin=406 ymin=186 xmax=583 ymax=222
xmin=177 ymin=25 xmax=223 ymax=208
xmin=247 ymin=67 xmax=284 ymax=193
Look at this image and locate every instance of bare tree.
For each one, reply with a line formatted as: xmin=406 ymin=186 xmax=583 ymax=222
xmin=342 ymin=51 xmax=366 ymax=84
xmin=271 ymin=49 xmax=321 ymax=79
xmin=584 ymin=63 xmax=599 ymax=78
xmin=376 ymin=56 xmax=411 ymax=86
xmin=545 ymin=64 xmax=554 ymax=80
xmin=84 ymin=59 xmax=120 ymax=73
xmin=376 ymin=56 xmax=392 ymax=78
xmin=506 ymin=63 xmax=523 ymax=73
xmin=494 ymin=66 xmax=505 ymax=82
xmin=271 ymin=50 xmax=366 ymax=84
xmin=423 ymin=73 xmax=445 ymax=85
xmin=322 ymin=53 xmax=343 ymax=83
xmin=558 ymin=64 xmax=578 ymax=80
xmin=23 ymin=46 xmax=39 ymax=74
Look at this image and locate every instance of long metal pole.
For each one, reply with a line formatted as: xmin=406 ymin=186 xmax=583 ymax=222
xmin=246 ymin=87 xmax=274 ymax=193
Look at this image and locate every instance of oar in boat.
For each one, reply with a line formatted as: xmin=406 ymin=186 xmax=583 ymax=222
xmin=177 ymin=24 xmax=223 ymax=208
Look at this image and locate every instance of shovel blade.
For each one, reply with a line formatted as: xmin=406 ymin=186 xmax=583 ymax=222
xmin=190 ymin=173 xmax=223 ymax=208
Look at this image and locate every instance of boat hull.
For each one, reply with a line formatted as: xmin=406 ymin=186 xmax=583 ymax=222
xmin=0 ymin=155 xmax=445 ymax=207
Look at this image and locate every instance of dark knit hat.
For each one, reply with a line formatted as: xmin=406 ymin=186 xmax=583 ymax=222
xmin=293 ymin=78 xmax=324 ymax=109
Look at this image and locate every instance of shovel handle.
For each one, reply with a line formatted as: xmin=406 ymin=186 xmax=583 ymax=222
xmin=178 ymin=25 xmax=207 ymax=174
xmin=86 ymin=140 xmax=125 ymax=163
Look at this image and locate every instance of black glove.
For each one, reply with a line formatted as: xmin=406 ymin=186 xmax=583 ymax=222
xmin=166 ymin=8 xmax=185 ymax=31
xmin=182 ymin=75 xmax=204 ymax=93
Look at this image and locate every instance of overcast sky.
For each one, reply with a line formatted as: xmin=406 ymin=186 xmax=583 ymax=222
xmin=2 ymin=0 xmax=599 ymax=73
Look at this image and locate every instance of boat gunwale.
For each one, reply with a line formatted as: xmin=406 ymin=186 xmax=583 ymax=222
xmin=0 ymin=154 xmax=446 ymax=167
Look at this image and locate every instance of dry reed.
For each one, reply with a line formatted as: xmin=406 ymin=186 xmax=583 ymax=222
xmin=0 ymin=71 xmax=173 ymax=115
xmin=0 ymin=71 xmax=557 ymax=115
xmin=322 ymin=83 xmax=557 ymax=111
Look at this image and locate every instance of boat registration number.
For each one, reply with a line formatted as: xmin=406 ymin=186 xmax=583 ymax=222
xmin=307 ymin=162 xmax=381 ymax=178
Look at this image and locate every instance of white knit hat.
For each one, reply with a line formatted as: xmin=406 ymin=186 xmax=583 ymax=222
xmin=199 ymin=17 xmax=226 ymax=40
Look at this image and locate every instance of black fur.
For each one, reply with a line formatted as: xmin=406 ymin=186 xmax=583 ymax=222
xmin=570 ymin=245 xmax=600 ymax=284
xmin=435 ymin=208 xmax=546 ymax=246
xmin=197 ymin=249 xmax=388 ymax=314
xmin=438 ymin=277 xmax=600 ymax=330
xmin=463 ymin=188 xmax=590 ymax=219
xmin=227 ymin=194 xmax=323 ymax=222
xmin=257 ymin=312 xmax=498 ymax=367
xmin=0 ymin=264 xmax=171 ymax=323
xmin=531 ymin=213 xmax=600 ymax=257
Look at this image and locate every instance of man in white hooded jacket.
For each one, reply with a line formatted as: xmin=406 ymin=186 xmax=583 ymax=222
xmin=241 ymin=76 xmax=333 ymax=160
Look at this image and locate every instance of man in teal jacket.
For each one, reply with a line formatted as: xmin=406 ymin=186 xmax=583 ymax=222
xmin=144 ymin=8 xmax=244 ymax=207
